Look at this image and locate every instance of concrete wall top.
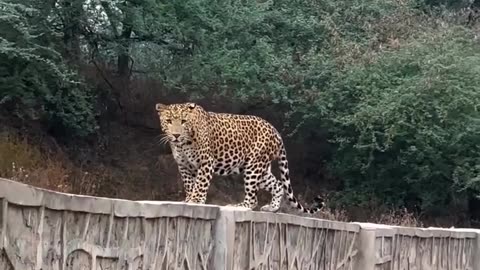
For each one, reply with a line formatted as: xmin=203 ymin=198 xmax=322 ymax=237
xmin=225 ymin=207 xmax=360 ymax=231
xmin=355 ymin=222 xmax=478 ymax=239
xmin=0 ymin=177 xmax=219 ymax=220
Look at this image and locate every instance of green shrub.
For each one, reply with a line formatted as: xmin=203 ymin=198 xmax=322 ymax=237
xmin=0 ymin=1 xmax=96 ymax=137
xmin=320 ymin=27 xmax=480 ymax=214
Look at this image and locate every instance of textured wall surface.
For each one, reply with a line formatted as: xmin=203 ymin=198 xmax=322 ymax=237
xmin=0 ymin=177 xmax=479 ymax=270
xmin=355 ymin=223 xmax=480 ymax=270
xmin=0 ymin=178 xmax=218 ymax=270
xmin=228 ymin=211 xmax=359 ymax=270
xmin=370 ymin=224 xmax=477 ymax=270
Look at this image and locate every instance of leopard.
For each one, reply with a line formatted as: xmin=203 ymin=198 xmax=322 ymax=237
xmin=155 ymin=102 xmax=324 ymax=213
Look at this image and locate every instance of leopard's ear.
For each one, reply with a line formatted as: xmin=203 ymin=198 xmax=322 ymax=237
xmin=155 ymin=103 xmax=167 ymax=112
xmin=186 ymin=102 xmax=196 ymax=110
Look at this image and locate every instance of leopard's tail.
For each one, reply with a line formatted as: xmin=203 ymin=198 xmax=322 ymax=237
xmin=277 ymin=142 xmax=324 ymax=214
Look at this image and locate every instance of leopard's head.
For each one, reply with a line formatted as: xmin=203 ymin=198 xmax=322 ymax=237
xmin=155 ymin=102 xmax=200 ymax=144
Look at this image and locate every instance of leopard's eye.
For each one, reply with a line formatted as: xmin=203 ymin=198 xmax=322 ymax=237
xmin=181 ymin=119 xmax=187 ymax=124
xmin=166 ymin=119 xmax=172 ymax=124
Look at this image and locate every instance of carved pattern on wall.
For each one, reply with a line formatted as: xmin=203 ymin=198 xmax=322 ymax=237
xmin=233 ymin=221 xmax=358 ymax=270
xmin=66 ymin=250 xmax=92 ymax=270
xmin=375 ymin=234 xmax=475 ymax=270
xmin=1 ymin=198 xmax=14 ymax=270
xmin=0 ymin=248 xmax=14 ymax=270
xmin=1 ymin=201 xmax=215 ymax=270
xmin=2 ymin=179 xmax=480 ymax=270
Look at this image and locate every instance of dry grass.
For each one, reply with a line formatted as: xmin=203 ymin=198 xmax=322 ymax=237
xmin=375 ymin=207 xmax=423 ymax=227
xmin=0 ymin=133 xmax=43 ymax=176
xmin=0 ymin=133 xmax=69 ymax=191
xmin=0 ymin=132 xmax=163 ymax=201
xmin=292 ymin=193 xmax=422 ymax=227
xmin=0 ymin=132 xmax=104 ymax=195
xmin=315 ymin=205 xmax=350 ymax=222
xmin=313 ymin=204 xmax=422 ymax=227
xmin=11 ymin=159 xmax=71 ymax=192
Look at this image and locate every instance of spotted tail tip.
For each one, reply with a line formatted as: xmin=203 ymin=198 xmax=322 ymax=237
xmin=312 ymin=195 xmax=325 ymax=210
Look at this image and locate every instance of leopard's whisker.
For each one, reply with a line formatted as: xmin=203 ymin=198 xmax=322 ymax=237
xmin=156 ymin=135 xmax=170 ymax=146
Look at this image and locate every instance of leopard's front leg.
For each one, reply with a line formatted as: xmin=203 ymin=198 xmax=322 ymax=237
xmin=178 ymin=164 xmax=196 ymax=202
xmin=188 ymin=159 xmax=214 ymax=204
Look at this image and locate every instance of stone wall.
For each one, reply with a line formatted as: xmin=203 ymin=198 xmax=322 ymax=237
xmin=214 ymin=208 xmax=360 ymax=269
xmin=355 ymin=223 xmax=478 ymax=270
xmin=0 ymin=177 xmax=479 ymax=270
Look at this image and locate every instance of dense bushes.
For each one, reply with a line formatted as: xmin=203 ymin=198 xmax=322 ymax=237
xmin=0 ymin=1 xmax=96 ymax=137
xmin=136 ymin=0 xmax=406 ymax=103
xmin=322 ymin=28 xmax=480 ymax=213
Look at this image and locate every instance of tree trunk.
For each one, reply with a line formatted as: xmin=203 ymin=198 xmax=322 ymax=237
xmin=61 ymin=0 xmax=83 ymax=65
xmin=117 ymin=25 xmax=132 ymax=77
